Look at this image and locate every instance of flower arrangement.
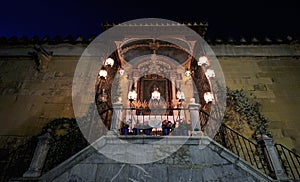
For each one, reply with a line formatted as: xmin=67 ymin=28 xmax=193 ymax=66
xmin=162 ymin=120 xmax=175 ymax=129
xmin=141 ymin=100 xmax=148 ymax=109
xmin=135 ymin=100 xmax=142 ymax=108
xmin=134 ymin=100 xmax=149 ymax=109
xmin=139 ymin=121 xmax=152 ymax=135
xmin=120 ymin=121 xmax=130 ymax=135
xmin=121 ymin=121 xmax=130 ymax=128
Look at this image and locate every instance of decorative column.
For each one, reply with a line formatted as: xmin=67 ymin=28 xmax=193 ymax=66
xmin=128 ymin=78 xmax=133 ymax=92
xmin=175 ymin=80 xmax=180 ymax=89
xmin=188 ymin=98 xmax=202 ymax=136
xmin=109 ymin=100 xmax=123 ymax=135
xmin=170 ymin=76 xmax=177 ymax=103
xmin=133 ymin=76 xmax=139 ymax=90
xmin=259 ymin=134 xmax=289 ymax=180
xmin=23 ymin=132 xmax=52 ymax=178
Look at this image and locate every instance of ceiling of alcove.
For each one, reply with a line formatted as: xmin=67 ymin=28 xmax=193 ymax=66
xmin=120 ymin=39 xmax=190 ymax=64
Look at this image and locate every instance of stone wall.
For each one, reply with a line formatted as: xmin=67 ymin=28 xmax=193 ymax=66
xmin=1 ymin=43 xmax=300 ymax=154
xmin=0 ymin=54 xmax=79 ymax=135
xmin=219 ymin=56 xmax=300 ymax=152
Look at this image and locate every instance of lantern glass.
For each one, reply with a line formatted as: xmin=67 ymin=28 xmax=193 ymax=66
xmin=198 ymin=56 xmax=209 ymax=66
xmin=204 ymin=92 xmax=214 ymax=103
xmin=205 ymin=69 xmax=215 ymax=78
xmin=128 ymin=90 xmax=137 ymax=101
xmin=105 ymin=58 xmax=114 ymax=67
xmin=99 ymin=69 xmax=107 ymax=79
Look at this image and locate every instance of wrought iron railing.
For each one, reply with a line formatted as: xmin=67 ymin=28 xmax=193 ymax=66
xmin=0 ymin=135 xmax=32 ymax=150
xmin=275 ymin=143 xmax=300 ymax=180
xmin=0 ymin=136 xmax=37 ymax=182
xmin=122 ymin=107 xmax=188 ymax=124
xmin=41 ymin=108 xmax=112 ymax=173
xmin=42 ymin=126 xmax=88 ymax=173
xmin=119 ymin=107 xmax=210 ymax=135
xmin=214 ymin=124 xmax=271 ymax=176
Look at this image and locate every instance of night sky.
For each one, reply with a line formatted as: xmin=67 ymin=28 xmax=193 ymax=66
xmin=1 ymin=0 xmax=299 ymax=39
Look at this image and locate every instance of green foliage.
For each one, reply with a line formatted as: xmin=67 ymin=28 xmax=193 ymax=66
xmin=224 ymin=88 xmax=271 ymax=139
xmin=162 ymin=120 xmax=176 ymax=129
xmin=121 ymin=121 xmax=130 ymax=128
xmin=41 ymin=118 xmax=88 ymax=172
xmin=41 ymin=118 xmax=78 ymax=138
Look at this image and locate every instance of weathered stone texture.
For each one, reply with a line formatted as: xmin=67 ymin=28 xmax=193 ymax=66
xmin=1 ymin=44 xmax=300 ymax=154
xmin=43 ymin=136 xmax=271 ymax=181
xmin=0 ymin=56 xmax=77 ymax=135
xmin=219 ymin=56 xmax=300 ymax=152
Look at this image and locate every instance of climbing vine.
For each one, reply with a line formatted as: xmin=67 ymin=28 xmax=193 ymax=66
xmin=223 ymin=88 xmax=271 ymax=139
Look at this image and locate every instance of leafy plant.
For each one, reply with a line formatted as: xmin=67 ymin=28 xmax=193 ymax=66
xmin=41 ymin=118 xmax=78 ymax=138
xmin=162 ymin=120 xmax=175 ymax=129
xmin=121 ymin=121 xmax=130 ymax=128
xmin=224 ymin=88 xmax=271 ymax=139
xmin=41 ymin=118 xmax=88 ymax=172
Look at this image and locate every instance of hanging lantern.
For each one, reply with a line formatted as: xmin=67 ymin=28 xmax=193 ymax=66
xmin=99 ymin=69 xmax=107 ymax=79
xmin=128 ymin=90 xmax=137 ymax=101
xmin=105 ymin=57 xmax=114 ymax=67
xmin=204 ymin=92 xmax=214 ymax=103
xmin=205 ymin=69 xmax=215 ymax=78
xmin=198 ymin=56 xmax=209 ymax=66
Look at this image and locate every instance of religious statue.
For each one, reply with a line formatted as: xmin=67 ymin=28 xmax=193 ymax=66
xmin=151 ymin=87 xmax=161 ymax=100
xmin=149 ymin=87 xmax=166 ymax=115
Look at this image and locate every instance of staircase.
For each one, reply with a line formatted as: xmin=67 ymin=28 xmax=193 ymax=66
xmin=1 ymin=107 xmax=300 ymax=181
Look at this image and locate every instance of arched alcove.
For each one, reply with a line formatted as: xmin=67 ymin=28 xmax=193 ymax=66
xmin=94 ymin=39 xmax=213 ymax=130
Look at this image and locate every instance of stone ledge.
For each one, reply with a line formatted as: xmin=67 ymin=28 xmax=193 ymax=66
xmin=1 ymin=44 xmax=299 ymax=57
xmin=40 ymin=135 xmax=274 ymax=182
